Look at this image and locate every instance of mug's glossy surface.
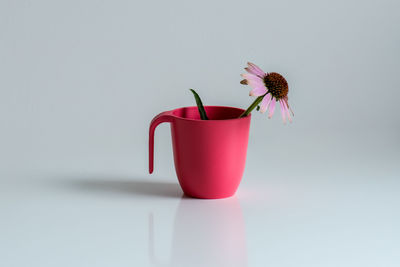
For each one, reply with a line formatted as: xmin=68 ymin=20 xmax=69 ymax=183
xmin=149 ymin=106 xmax=251 ymax=199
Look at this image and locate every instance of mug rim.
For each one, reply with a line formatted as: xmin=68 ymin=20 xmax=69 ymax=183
xmin=170 ymin=105 xmax=251 ymax=122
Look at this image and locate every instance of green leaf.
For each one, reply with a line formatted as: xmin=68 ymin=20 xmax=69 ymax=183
xmin=256 ymin=105 xmax=260 ymax=111
xmin=189 ymin=89 xmax=209 ymax=120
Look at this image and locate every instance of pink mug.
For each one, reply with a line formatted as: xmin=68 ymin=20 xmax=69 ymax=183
xmin=149 ymin=106 xmax=251 ymax=199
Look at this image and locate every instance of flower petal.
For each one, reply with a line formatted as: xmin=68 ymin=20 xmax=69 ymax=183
xmin=279 ymin=99 xmax=286 ymax=123
xmin=250 ymin=86 xmax=267 ymax=96
xmin=283 ymin=99 xmax=292 ymax=122
xmin=260 ymin=94 xmax=272 ymax=113
xmin=248 ymin=80 xmax=265 ymax=90
xmin=246 ymin=62 xmax=265 ymax=77
xmin=268 ymin=98 xmax=276 ymax=118
xmin=284 ymin=97 xmax=294 ymax=117
xmin=240 ymin=73 xmax=264 ymax=88
xmin=241 ymin=73 xmax=261 ymax=82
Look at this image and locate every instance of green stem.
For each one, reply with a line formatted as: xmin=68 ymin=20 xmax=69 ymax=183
xmin=239 ymin=95 xmax=265 ymax=118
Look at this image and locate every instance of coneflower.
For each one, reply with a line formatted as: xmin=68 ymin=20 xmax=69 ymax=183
xmin=240 ymin=62 xmax=294 ymax=123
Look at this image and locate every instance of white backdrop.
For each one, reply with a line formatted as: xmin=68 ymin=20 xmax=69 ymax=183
xmin=1 ymin=0 xmax=399 ymax=266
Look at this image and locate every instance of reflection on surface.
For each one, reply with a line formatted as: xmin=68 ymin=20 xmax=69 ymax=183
xmin=149 ymin=196 xmax=247 ymax=267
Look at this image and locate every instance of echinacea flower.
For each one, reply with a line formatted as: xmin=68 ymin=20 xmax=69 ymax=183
xmin=240 ymin=62 xmax=294 ymax=123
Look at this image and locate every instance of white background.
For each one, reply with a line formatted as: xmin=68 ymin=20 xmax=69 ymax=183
xmin=1 ymin=0 xmax=399 ymax=266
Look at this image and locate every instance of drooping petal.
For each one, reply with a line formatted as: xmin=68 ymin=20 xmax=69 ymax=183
xmin=246 ymin=62 xmax=265 ymax=77
xmin=268 ymin=98 xmax=276 ymax=118
xmin=284 ymin=97 xmax=294 ymax=117
xmin=260 ymin=94 xmax=272 ymax=113
xmin=283 ymin=99 xmax=292 ymax=122
xmin=250 ymin=86 xmax=268 ymax=96
xmin=279 ymin=99 xmax=286 ymax=123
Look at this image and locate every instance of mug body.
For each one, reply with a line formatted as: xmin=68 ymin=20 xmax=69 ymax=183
xmin=170 ymin=106 xmax=251 ymax=199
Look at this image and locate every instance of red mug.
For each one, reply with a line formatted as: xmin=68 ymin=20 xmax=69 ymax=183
xmin=149 ymin=106 xmax=251 ymax=199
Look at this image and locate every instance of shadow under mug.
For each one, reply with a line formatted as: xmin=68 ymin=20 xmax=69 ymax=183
xmin=149 ymin=106 xmax=251 ymax=199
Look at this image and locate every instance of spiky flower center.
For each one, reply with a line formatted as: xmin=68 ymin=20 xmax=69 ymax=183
xmin=264 ymin=72 xmax=288 ymax=99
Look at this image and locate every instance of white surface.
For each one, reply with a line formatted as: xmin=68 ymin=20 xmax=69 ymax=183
xmin=1 ymin=140 xmax=399 ymax=267
xmin=1 ymin=0 xmax=399 ymax=266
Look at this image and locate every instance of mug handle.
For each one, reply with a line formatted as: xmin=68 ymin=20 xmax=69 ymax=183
xmin=149 ymin=111 xmax=174 ymax=174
